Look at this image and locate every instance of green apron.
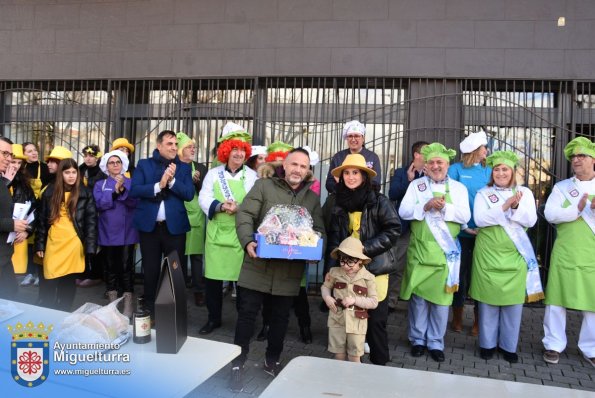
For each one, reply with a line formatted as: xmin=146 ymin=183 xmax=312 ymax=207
xmin=469 ymin=226 xmax=527 ymax=306
xmin=400 ymin=191 xmax=460 ymax=306
xmin=204 ymin=177 xmax=247 ymax=281
xmin=544 ymin=194 xmax=595 ymax=312
xmin=184 ymin=162 xmax=206 ymax=255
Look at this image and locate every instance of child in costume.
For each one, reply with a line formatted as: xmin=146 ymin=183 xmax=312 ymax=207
xmin=321 ymin=237 xmax=378 ymax=362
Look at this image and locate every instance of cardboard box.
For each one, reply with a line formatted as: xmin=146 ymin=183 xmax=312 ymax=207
xmin=255 ymin=233 xmax=323 ymax=261
xmin=155 ymin=250 xmax=187 ymax=354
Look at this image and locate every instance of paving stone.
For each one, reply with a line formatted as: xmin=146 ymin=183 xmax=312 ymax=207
xmin=562 ymin=369 xmax=592 ymax=380
xmin=463 ymin=367 xmax=489 ymax=377
xmin=552 ymin=374 xmax=579 ymax=385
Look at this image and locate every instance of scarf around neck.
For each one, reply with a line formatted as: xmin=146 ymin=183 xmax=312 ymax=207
xmin=335 ymin=181 xmax=369 ymax=213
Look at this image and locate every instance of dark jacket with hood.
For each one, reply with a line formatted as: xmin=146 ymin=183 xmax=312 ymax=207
xmin=236 ymin=165 xmax=325 ymax=296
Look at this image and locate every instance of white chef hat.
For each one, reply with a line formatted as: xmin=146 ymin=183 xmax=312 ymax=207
xmin=459 ymin=131 xmax=488 ymax=154
xmin=250 ymin=145 xmax=268 ymax=158
xmin=302 ymin=145 xmax=320 ymax=167
xmin=342 ymin=120 xmax=366 ymax=140
xmin=99 ymin=150 xmax=129 ymax=175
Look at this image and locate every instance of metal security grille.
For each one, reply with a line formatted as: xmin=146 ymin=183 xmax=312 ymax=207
xmin=2 ymin=77 xmax=594 ymax=288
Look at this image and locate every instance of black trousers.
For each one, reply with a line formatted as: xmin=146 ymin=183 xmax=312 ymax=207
xmin=453 ymin=236 xmax=476 ymax=307
xmin=204 ymin=277 xmax=240 ymax=323
xmin=81 ymin=248 xmax=104 ymax=280
xmin=104 ymin=245 xmax=135 ymax=294
xmin=0 ymin=255 xmax=17 ymax=299
xmin=38 ymin=273 xmax=78 ymax=311
xmin=189 ymin=254 xmax=205 ymax=293
xmin=262 ymin=286 xmax=310 ymax=328
xmin=139 ymin=222 xmax=186 ymax=316
xmin=367 ymin=298 xmax=390 ymax=365
xmin=233 ymin=286 xmax=294 ymax=366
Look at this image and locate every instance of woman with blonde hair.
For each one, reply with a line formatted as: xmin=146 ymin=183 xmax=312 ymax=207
xmin=448 ymin=131 xmax=491 ymax=335
xmin=470 ymin=151 xmax=542 ymax=362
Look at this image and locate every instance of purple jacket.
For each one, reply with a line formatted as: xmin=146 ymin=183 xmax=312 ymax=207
xmin=93 ymin=176 xmax=139 ymax=246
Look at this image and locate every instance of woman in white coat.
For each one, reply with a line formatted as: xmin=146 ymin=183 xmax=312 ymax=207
xmin=470 ymin=150 xmax=543 ymax=363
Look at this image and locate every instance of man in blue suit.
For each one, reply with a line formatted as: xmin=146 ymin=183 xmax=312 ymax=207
xmin=130 ymin=130 xmax=194 ymax=317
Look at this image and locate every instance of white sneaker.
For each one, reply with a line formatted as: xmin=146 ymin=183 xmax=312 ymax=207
xmin=20 ymin=274 xmax=35 ymax=286
xmin=231 ymin=285 xmax=237 ymax=298
xmin=33 ymin=276 xmax=40 ymax=286
xmin=364 ymin=342 xmax=370 ymax=354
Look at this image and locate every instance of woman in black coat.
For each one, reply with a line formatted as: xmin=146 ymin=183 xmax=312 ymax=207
xmin=326 ymin=154 xmax=400 ymax=365
xmin=35 ymin=158 xmax=97 ymax=311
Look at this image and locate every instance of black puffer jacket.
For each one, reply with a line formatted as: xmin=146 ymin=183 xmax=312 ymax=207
xmin=326 ymin=191 xmax=400 ymax=276
xmin=34 ymin=184 xmax=97 ymax=255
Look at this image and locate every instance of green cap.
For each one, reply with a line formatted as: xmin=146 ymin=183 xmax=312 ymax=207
xmin=176 ymin=132 xmax=195 ymax=157
xmin=176 ymin=132 xmax=193 ymax=149
xmin=564 ymin=137 xmax=595 ymax=160
xmin=421 ymin=142 xmax=456 ymax=162
xmin=267 ymin=141 xmax=293 ymax=154
xmin=486 ymin=150 xmax=519 ymax=169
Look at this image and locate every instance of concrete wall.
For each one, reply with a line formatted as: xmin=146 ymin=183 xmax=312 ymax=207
xmin=1 ymin=0 xmax=594 ymax=80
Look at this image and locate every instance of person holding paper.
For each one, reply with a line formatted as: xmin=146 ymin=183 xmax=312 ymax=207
xmin=543 ymin=137 xmax=595 ymax=367
xmin=0 ymin=137 xmax=29 ymax=299
xmin=7 ymin=144 xmax=36 ymax=278
xmin=469 ymin=151 xmax=542 ymax=363
xmin=399 ymin=143 xmax=471 ymax=363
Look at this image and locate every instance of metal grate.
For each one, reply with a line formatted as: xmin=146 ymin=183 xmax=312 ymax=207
xmin=2 ymin=77 xmax=594 ymax=288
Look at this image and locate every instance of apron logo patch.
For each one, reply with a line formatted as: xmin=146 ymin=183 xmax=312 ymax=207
xmin=417 ymin=182 xmax=427 ymax=192
xmin=488 ymin=194 xmax=499 ymax=203
xmin=569 ymin=189 xmax=579 ymax=198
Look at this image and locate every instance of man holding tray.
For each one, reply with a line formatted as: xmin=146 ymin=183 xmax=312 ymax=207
xmin=231 ymin=148 xmax=325 ymax=392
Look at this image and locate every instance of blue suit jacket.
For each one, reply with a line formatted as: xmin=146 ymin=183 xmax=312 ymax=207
xmin=130 ymin=150 xmax=194 ymax=235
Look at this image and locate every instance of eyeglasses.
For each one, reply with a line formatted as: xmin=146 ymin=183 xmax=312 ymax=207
xmin=346 ymin=134 xmax=362 ymax=140
xmin=107 ymin=160 xmax=122 ymax=166
xmin=570 ymin=154 xmax=588 ymax=160
xmin=0 ymin=150 xmax=14 ymax=159
xmin=339 ymin=256 xmax=359 ymax=267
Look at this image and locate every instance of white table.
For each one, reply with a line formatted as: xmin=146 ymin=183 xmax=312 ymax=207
xmin=260 ymin=356 xmax=595 ymax=398
xmin=0 ymin=299 xmax=239 ymax=397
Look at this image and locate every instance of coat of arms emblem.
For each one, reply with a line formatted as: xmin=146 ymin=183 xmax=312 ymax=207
xmin=8 ymin=321 xmax=53 ymax=388
xmin=488 ymin=194 xmax=499 ymax=203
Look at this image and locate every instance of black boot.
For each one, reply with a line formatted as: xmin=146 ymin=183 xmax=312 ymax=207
xmin=300 ymin=326 xmax=312 ymax=344
xmin=256 ymin=324 xmax=269 ymax=341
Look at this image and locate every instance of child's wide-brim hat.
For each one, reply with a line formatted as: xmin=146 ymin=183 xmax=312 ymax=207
xmin=331 ymin=153 xmax=377 ymax=178
xmin=330 ymin=237 xmax=371 ymax=265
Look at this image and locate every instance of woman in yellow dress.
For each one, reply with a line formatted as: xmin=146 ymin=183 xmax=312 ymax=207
xmin=35 ymin=159 xmax=97 ymax=311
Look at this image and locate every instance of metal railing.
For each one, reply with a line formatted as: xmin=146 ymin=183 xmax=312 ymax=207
xmin=2 ymin=77 xmax=594 ymax=288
